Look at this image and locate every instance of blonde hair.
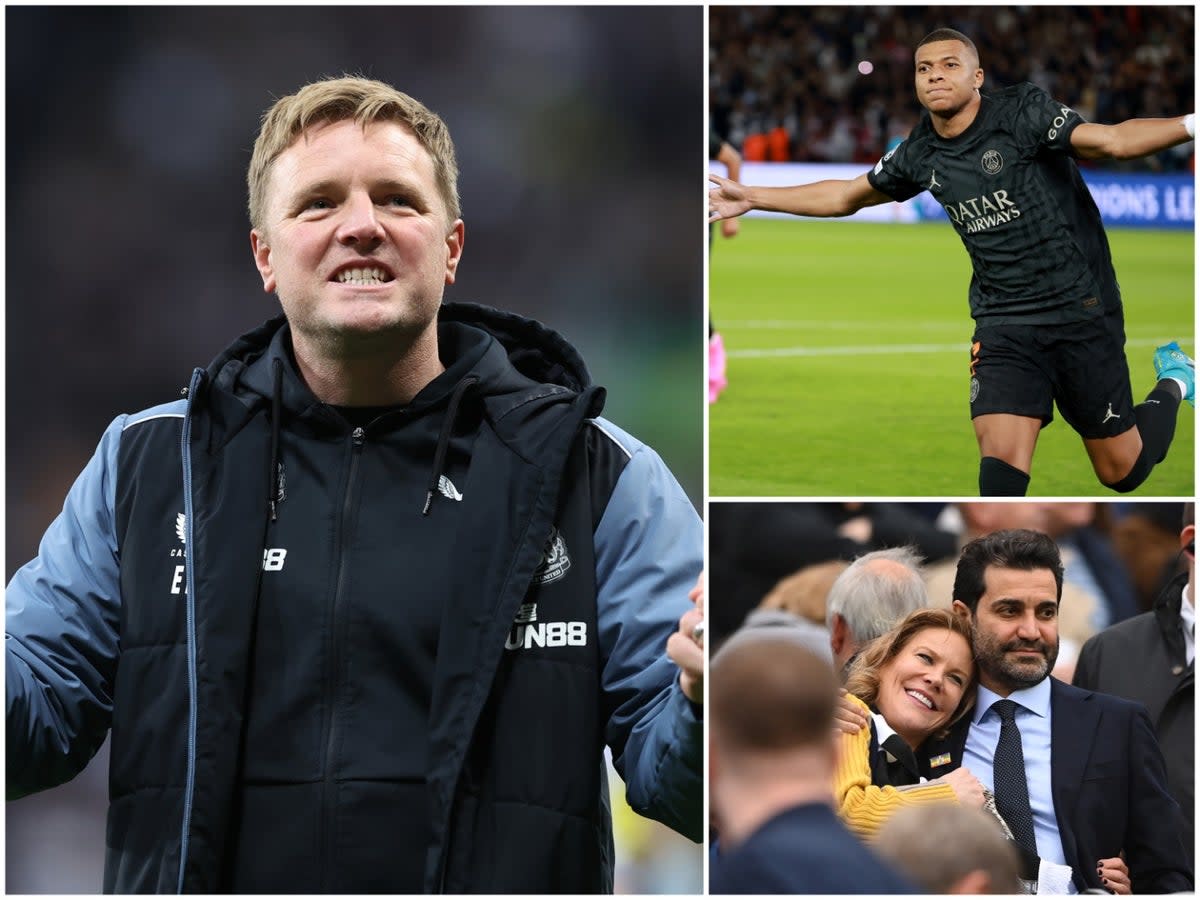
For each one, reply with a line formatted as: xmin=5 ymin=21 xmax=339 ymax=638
xmin=844 ymin=607 xmax=976 ymax=739
xmin=247 ymin=75 xmax=460 ymax=231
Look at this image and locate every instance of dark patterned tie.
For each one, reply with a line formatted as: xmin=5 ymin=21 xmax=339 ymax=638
xmin=992 ymin=699 xmax=1039 ymax=862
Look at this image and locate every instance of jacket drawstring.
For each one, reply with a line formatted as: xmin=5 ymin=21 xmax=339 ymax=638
xmin=423 ymin=375 xmax=478 ymax=516
xmin=268 ymin=358 xmax=283 ymax=521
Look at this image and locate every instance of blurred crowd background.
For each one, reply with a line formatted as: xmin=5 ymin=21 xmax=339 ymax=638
xmin=6 ymin=6 xmax=702 ymax=893
xmin=710 ymin=6 xmax=1195 ymax=171
xmin=712 ymin=501 xmax=1190 ymax=675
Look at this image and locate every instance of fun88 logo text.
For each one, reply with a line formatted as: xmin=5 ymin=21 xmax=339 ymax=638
xmin=505 ymin=620 xmax=588 ymax=651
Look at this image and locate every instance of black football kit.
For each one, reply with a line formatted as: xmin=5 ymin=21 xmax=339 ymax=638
xmin=868 ymin=82 xmax=1129 ymax=434
xmin=867 ymin=83 xmax=1184 ymax=493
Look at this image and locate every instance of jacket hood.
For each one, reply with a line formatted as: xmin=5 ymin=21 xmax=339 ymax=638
xmin=201 ymin=301 xmax=596 ymax=432
xmin=191 ymin=302 xmax=604 ymax=519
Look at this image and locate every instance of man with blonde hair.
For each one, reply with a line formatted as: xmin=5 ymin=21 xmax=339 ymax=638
xmin=7 ymin=76 xmax=703 ymax=893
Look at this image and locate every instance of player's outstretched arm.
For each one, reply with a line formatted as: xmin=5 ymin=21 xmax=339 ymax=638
xmin=1071 ymin=114 xmax=1194 ymax=161
xmin=709 ymin=172 xmax=892 ymax=221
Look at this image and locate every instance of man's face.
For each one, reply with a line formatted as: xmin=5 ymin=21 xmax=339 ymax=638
xmin=961 ymin=566 xmax=1059 ymax=695
xmin=251 ymin=119 xmax=464 ymax=354
xmin=914 ymin=40 xmax=984 ymax=117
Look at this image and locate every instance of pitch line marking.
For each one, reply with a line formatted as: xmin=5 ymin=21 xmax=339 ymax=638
xmin=722 ymin=319 xmax=963 ymax=331
xmin=727 ymin=336 xmax=1182 ymax=359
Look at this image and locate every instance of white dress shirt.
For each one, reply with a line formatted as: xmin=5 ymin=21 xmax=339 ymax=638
xmin=964 ymin=677 xmax=1075 ymax=893
xmin=1179 ymin=582 xmax=1194 ymax=666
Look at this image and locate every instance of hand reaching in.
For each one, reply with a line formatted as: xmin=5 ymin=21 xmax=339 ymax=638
xmin=667 ymin=571 xmax=705 ymax=704
xmin=709 ymin=174 xmax=753 ymax=223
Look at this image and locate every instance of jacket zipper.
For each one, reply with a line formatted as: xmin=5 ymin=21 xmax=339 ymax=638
xmin=320 ymin=425 xmax=366 ymax=891
xmin=177 ymin=368 xmax=204 ymax=893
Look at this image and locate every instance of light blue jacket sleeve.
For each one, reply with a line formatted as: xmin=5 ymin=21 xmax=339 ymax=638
xmin=591 ymin=418 xmax=703 ymax=842
xmin=7 ymin=416 xmax=126 ymax=799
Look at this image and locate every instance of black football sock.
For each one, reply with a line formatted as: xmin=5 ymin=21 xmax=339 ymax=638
xmin=979 ymin=456 xmax=1031 ymax=496
xmin=1103 ymin=383 xmax=1182 ymax=493
xmin=1138 ymin=382 xmax=1183 ymax=463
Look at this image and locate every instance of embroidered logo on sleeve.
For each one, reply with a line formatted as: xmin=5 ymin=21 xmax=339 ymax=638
xmin=873 ymin=144 xmax=899 ymax=175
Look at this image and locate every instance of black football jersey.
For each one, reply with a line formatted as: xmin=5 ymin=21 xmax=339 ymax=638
xmin=869 ymin=83 xmax=1120 ymax=326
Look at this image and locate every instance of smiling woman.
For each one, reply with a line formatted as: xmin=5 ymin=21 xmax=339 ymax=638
xmin=833 ymin=607 xmax=985 ymax=839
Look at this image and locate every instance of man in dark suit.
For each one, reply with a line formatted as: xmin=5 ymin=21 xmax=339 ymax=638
xmin=1073 ymin=505 xmax=1194 ymax=870
xmin=924 ymin=529 xmax=1192 ymax=893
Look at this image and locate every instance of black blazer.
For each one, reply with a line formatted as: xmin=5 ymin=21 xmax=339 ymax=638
xmin=921 ymin=678 xmax=1192 ymax=893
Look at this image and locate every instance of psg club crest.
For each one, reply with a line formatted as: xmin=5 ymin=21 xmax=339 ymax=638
xmin=981 ymin=150 xmax=1003 ymax=175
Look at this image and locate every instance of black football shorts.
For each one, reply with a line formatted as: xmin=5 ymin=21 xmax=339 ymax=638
xmin=968 ymin=310 xmax=1135 ymax=440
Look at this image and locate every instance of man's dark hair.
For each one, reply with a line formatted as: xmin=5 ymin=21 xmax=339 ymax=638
xmin=917 ymin=28 xmax=979 ymax=65
xmin=952 ymin=529 xmax=1064 ymax=613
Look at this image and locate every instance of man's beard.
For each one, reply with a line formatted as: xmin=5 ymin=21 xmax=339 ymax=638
xmin=972 ymin=620 xmax=1058 ymax=691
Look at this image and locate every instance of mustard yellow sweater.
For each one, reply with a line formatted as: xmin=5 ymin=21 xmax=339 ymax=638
xmin=833 ymin=694 xmax=958 ymax=840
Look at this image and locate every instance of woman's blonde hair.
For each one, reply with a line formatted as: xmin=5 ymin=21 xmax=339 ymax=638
xmin=247 ymin=75 xmax=460 ymax=232
xmin=844 ymin=607 xmax=976 ymax=740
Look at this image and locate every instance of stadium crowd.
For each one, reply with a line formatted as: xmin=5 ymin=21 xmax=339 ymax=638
xmin=710 ymin=6 xmax=1194 ymax=172
xmin=709 ymin=502 xmax=1193 ymax=893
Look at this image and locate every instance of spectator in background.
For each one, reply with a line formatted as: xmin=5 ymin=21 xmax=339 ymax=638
xmin=1074 ymin=504 xmax=1194 ymax=870
xmin=766 ymin=119 xmax=790 ymax=161
xmin=742 ymin=127 xmax=768 ymax=162
xmin=709 ymin=636 xmax=918 ymax=894
xmin=709 ymin=126 xmax=742 ymax=404
xmin=761 ymin=545 xmax=929 ymax=674
xmin=875 ymin=805 xmax=1022 ymax=893
xmin=758 ymin=559 xmax=851 ymax=627
xmin=711 ymin=503 xmax=957 ymax=644
xmin=824 ymin=546 xmax=929 ymax=676
xmin=716 ymin=608 xmax=834 ymax=665
xmin=1042 ymin=503 xmax=1138 ymax=629
xmin=1110 ymin=502 xmax=1190 ymax=612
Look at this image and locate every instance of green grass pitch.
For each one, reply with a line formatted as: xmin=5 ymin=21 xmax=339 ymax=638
xmin=709 ymin=218 xmax=1194 ymax=497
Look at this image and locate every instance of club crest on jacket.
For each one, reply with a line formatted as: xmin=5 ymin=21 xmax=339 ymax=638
xmin=532 ymin=528 xmax=571 ymax=585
